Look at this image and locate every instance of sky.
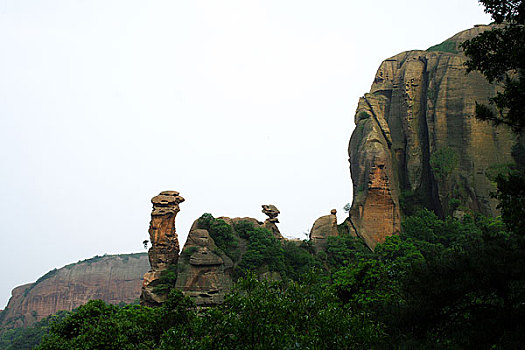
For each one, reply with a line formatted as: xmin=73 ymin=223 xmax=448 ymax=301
xmin=0 ymin=0 xmax=491 ymax=309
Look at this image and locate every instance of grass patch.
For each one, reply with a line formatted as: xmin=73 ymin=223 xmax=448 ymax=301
xmin=427 ymin=40 xmax=458 ymax=54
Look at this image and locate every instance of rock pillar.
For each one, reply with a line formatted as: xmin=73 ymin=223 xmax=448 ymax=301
xmin=140 ymin=191 xmax=185 ymax=305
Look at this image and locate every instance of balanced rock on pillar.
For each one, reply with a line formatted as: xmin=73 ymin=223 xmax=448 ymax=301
xmin=262 ymin=204 xmax=283 ymax=239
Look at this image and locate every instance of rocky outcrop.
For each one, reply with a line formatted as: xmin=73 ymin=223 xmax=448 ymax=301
xmin=348 ymin=25 xmax=517 ymax=249
xmin=0 ymin=253 xmax=149 ymax=329
xmin=176 ymin=215 xmax=275 ymax=305
xmin=141 ymin=191 xmax=185 ymax=306
xmin=309 ymin=209 xmax=339 ymax=249
xmin=175 ymin=220 xmax=234 ymax=306
xmin=176 ymin=207 xmax=291 ymax=306
xmin=261 ymin=204 xmax=283 ymax=239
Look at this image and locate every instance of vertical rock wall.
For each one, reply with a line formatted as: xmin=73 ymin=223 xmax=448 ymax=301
xmin=348 ymin=25 xmax=517 ymax=249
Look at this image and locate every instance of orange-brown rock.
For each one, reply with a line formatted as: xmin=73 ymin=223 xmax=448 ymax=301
xmin=348 ymin=25 xmax=516 ymax=249
xmin=141 ymin=191 xmax=185 ymax=306
xmin=309 ymin=210 xmax=339 ymax=249
xmin=0 ymin=253 xmax=149 ymax=329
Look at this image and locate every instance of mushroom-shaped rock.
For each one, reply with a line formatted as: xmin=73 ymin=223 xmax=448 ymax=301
xmin=262 ymin=204 xmax=280 ymax=220
xmin=262 ymin=204 xmax=283 ymax=239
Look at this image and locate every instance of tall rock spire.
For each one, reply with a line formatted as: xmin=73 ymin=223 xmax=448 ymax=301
xmin=140 ymin=191 xmax=185 ymax=305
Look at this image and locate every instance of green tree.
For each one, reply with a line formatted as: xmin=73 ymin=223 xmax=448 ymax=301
xmin=160 ymin=272 xmax=384 ymax=350
xmin=461 ymin=0 xmax=525 ymax=131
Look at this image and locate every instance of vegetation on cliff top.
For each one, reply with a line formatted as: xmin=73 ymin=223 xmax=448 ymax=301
xmin=426 ymin=40 xmax=459 ymax=53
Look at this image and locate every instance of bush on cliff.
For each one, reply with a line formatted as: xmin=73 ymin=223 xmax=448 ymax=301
xmin=198 ymin=213 xmax=240 ymax=261
xmin=233 ymin=220 xmax=322 ymax=280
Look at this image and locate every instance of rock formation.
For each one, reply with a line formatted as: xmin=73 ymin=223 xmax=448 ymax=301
xmin=348 ymin=25 xmax=517 ymax=249
xmin=0 ymin=253 xmax=149 ymax=329
xmin=309 ymin=209 xmax=339 ymax=249
xmin=261 ymin=204 xmax=283 ymax=239
xmin=141 ymin=191 xmax=185 ymax=306
xmin=175 ymin=205 xmax=291 ymax=306
xmin=175 ymin=219 xmax=234 ymax=305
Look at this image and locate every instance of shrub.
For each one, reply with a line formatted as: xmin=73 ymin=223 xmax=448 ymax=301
xmin=430 ymin=147 xmax=459 ymax=180
xmin=153 ymin=264 xmax=178 ymax=295
xmin=198 ymin=213 xmax=239 ymax=261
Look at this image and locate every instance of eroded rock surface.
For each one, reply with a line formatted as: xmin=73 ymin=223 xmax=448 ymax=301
xmin=141 ymin=191 xmax=185 ymax=305
xmin=176 ymin=207 xmax=290 ymax=306
xmin=175 ymin=222 xmax=234 ymax=306
xmin=348 ymin=25 xmax=516 ymax=249
xmin=262 ymin=204 xmax=283 ymax=239
xmin=309 ymin=209 xmax=339 ymax=249
xmin=1 ymin=254 xmax=149 ymax=329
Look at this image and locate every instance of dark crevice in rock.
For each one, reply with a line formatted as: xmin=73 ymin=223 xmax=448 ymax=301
xmin=363 ymin=95 xmax=392 ymax=148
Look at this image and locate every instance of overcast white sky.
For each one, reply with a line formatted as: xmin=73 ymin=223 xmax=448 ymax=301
xmin=0 ymin=0 xmax=491 ymax=308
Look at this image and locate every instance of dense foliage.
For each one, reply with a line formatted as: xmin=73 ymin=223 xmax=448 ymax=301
xmin=0 ymin=311 xmax=69 ymax=350
xmin=27 ymin=200 xmax=525 ymax=349
xmin=198 ymin=213 xmax=240 ymax=261
xmin=30 ymin=277 xmax=385 ymax=350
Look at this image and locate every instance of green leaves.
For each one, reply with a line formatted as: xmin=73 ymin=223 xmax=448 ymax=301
xmin=461 ymin=1 xmax=525 ymax=132
xmin=429 ymin=147 xmax=459 ymax=180
xmin=198 ymin=213 xmax=239 ymax=261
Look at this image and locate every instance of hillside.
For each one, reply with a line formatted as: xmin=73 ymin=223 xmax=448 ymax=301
xmin=0 ymin=253 xmax=149 ymax=329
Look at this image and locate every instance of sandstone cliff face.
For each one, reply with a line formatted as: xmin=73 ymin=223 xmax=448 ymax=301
xmin=141 ymin=191 xmax=185 ymax=306
xmin=0 ymin=253 xmax=149 ymax=329
xmin=175 ymin=219 xmax=236 ymax=306
xmin=348 ymin=25 xmax=517 ymax=249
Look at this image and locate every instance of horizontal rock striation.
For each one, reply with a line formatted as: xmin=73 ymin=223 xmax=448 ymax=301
xmin=348 ymin=25 xmax=517 ymax=249
xmin=141 ymin=191 xmax=185 ymax=306
xmin=1 ymin=253 xmax=149 ymax=329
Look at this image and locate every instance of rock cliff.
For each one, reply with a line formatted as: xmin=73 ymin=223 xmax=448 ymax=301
xmin=141 ymin=191 xmax=185 ymax=306
xmin=0 ymin=253 xmax=149 ymax=329
xmin=348 ymin=25 xmax=517 ymax=249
